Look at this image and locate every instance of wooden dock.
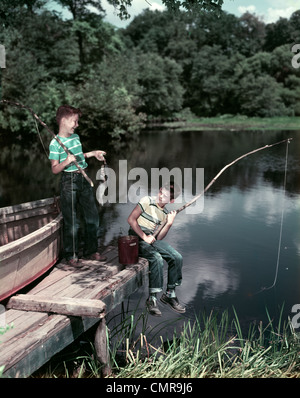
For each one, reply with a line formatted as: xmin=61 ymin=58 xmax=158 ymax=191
xmin=0 ymin=246 xmax=148 ymax=378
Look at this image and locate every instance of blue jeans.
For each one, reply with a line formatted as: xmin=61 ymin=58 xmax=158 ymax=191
xmin=129 ymin=229 xmax=183 ymax=294
xmin=60 ymin=172 xmax=99 ymax=260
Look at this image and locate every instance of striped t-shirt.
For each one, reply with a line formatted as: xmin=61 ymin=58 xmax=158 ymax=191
xmin=48 ymin=134 xmax=88 ymax=172
xmin=137 ymin=196 xmax=169 ymax=235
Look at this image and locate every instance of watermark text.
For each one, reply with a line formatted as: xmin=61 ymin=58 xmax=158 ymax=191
xmin=291 ymin=44 xmax=300 ymax=69
xmin=0 ymin=44 xmax=5 ymax=68
xmin=291 ymin=304 xmax=300 ymax=329
xmin=96 ymin=160 xmax=205 ymax=214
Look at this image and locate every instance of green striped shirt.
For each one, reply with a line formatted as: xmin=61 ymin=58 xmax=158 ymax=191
xmin=137 ymin=196 xmax=169 ymax=234
xmin=48 ymin=134 xmax=88 ymax=172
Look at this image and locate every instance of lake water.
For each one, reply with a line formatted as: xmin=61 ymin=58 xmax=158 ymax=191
xmin=1 ymin=129 xmax=300 ymax=336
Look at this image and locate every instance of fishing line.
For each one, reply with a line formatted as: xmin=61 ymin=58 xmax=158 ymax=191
xmin=71 ymin=172 xmax=77 ymax=260
xmin=252 ymin=138 xmax=291 ymax=296
xmin=32 ymin=115 xmax=48 ymax=158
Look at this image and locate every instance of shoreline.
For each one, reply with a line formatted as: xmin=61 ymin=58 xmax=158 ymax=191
xmin=146 ymin=116 xmax=300 ymax=132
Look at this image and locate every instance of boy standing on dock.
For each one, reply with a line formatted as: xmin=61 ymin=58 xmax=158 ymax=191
xmin=49 ymin=105 xmax=107 ymax=266
xmin=127 ymin=183 xmax=185 ymax=317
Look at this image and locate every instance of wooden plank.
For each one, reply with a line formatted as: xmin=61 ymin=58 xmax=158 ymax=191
xmin=89 ymin=260 xmax=149 ymax=312
xmin=1 ymin=314 xmax=98 ymax=378
xmin=1 ymin=249 xmax=149 ymax=378
xmin=28 ymin=267 xmax=75 ymax=295
xmin=1 ymin=260 xmax=147 ymax=377
xmin=0 ymin=310 xmax=49 ymax=344
xmin=70 ymin=258 xmax=149 ymax=303
xmin=7 ymin=294 xmax=106 ymax=318
xmin=27 ymin=246 xmax=119 ymax=296
xmin=28 ymin=256 xmax=123 ymax=300
xmin=0 ymin=197 xmax=59 ymax=219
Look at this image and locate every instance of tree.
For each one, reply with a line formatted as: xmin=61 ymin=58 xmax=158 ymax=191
xmin=70 ymin=54 xmax=145 ymax=143
xmin=270 ymin=45 xmax=300 ymax=115
xmin=264 ymin=17 xmax=292 ymax=52
xmin=238 ymin=12 xmax=265 ymax=56
xmin=233 ymin=52 xmax=292 ymax=117
xmin=289 ymin=9 xmax=300 ymax=42
xmin=0 ymin=0 xmax=45 ymax=27
xmin=187 ymin=45 xmax=243 ymax=116
xmin=107 ymin=0 xmax=224 ymax=20
xmin=237 ymin=74 xmax=291 ymax=117
xmin=55 ymin=0 xmax=105 ymax=67
xmin=136 ymin=52 xmax=184 ymax=116
xmin=55 ymin=0 xmax=104 ymax=19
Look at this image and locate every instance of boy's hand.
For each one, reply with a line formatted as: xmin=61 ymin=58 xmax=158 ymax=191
xmin=144 ymin=235 xmax=156 ymax=245
xmin=166 ymin=210 xmax=177 ymax=225
xmin=93 ymin=150 xmax=106 ymax=161
xmin=66 ymin=154 xmax=76 ymax=165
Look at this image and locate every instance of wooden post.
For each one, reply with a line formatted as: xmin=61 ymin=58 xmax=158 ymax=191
xmin=94 ymin=317 xmax=111 ymax=377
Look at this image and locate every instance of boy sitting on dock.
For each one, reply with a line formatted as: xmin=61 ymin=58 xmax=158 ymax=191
xmin=127 ymin=183 xmax=185 ymax=316
xmin=49 ymin=105 xmax=107 ymax=266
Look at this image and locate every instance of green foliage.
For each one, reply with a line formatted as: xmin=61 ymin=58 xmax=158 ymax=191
xmin=55 ymin=0 xmax=105 ymax=19
xmin=122 ymin=7 xmax=300 ymax=118
xmin=110 ymin=307 xmax=300 ymax=378
xmin=71 ymin=56 xmax=146 ymax=142
xmin=238 ymin=75 xmax=291 ymax=117
xmin=136 ymin=52 xmax=184 ymax=116
xmin=0 ymin=2 xmax=300 ymax=147
xmin=107 ymin=0 xmax=224 ymax=20
xmin=187 ymin=45 xmax=241 ymax=115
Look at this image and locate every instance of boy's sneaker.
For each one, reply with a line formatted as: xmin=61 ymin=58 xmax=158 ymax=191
xmin=83 ymin=252 xmax=107 ymax=262
xmin=66 ymin=257 xmax=80 ymax=267
xmin=146 ymin=297 xmax=162 ymax=317
xmin=160 ymin=293 xmax=186 ymax=314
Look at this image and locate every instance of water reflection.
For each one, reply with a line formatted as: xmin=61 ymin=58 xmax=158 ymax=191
xmin=181 ymin=250 xmax=240 ymax=300
xmin=1 ymin=129 xmax=300 ymax=329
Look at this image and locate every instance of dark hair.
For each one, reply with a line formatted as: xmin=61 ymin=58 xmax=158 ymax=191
xmin=162 ymin=181 xmax=181 ymax=200
xmin=56 ymin=105 xmax=82 ymax=125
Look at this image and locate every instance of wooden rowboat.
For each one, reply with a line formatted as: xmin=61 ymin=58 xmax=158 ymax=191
xmin=0 ymin=197 xmax=62 ymax=301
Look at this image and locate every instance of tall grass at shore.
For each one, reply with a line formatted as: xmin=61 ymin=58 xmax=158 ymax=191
xmin=108 ymin=307 xmax=300 ymax=378
xmin=31 ymin=305 xmax=300 ymax=378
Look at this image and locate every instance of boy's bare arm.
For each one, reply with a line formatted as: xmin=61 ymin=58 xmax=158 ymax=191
xmin=127 ymin=205 xmax=156 ymax=244
xmin=156 ymin=211 xmax=177 ymax=240
xmin=84 ymin=150 xmax=106 ymax=161
xmin=51 ymin=155 xmax=76 ymax=175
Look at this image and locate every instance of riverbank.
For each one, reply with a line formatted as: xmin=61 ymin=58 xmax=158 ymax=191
xmin=148 ymin=115 xmax=300 ymax=132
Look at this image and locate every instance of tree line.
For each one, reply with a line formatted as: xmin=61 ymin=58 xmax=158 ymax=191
xmin=0 ymin=0 xmax=299 ymax=146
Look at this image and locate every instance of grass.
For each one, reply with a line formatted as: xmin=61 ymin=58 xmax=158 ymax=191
xmin=0 ymin=323 xmax=14 ymax=377
xmin=158 ymin=115 xmax=300 ymax=131
xmin=109 ymin=306 xmax=300 ymax=378
xmin=32 ymin=304 xmax=300 ymax=378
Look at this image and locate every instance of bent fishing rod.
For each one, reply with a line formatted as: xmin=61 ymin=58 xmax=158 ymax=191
xmin=152 ymin=137 xmax=293 ymax=238
xmin=0 ymin=99 xmax=94 ymax=187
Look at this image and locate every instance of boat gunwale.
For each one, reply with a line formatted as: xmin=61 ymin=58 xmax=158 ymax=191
xmin=0 ymin=197 xmax=63 ymax=301
xmin=0 ymin=197 xmax=59 ymax=217
xmin=0 ymin=212 xmax=63 ymax=261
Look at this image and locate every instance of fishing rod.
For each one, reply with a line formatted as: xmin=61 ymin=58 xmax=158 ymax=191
xmin=0 ymin=99 xmax=94 ymax=187
xmin=152 ymin=137 xmax=293 ymax=238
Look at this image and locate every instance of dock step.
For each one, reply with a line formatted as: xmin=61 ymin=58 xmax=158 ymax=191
xmin=7 ymin=294 xmax=106 ymax=318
